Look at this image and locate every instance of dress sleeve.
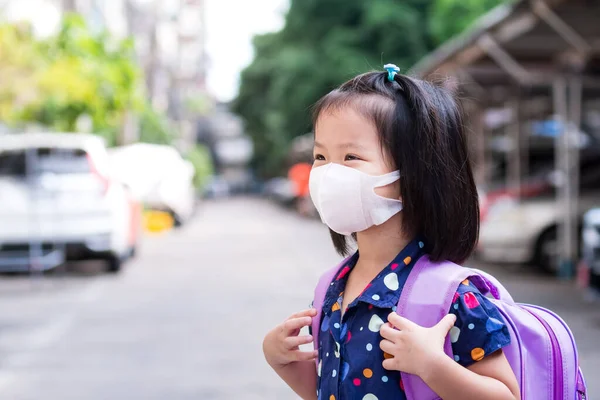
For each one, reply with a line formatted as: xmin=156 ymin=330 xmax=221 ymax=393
xmin=448 ymin=279 xmax=511 ymax=368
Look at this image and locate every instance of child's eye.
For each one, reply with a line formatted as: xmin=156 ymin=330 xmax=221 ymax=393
xmin=345 ymin=154 xmax=361 ymax=161
xmin=314 ymin=154 xmax=326 ymax=161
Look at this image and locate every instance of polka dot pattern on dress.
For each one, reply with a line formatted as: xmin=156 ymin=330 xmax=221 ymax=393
xmin=314 ymin=239 xmax=510 ymax=400
xmin=471 ymin=347 xmax=485 ymax=361
xmin=383 ymin=273 xmax=399 ymax=291
xmin=450 ymin=326 xmax=460 ymax=343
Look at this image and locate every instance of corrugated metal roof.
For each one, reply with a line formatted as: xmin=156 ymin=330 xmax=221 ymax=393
xmin=410 ymin=0 xmax=539 ymax=77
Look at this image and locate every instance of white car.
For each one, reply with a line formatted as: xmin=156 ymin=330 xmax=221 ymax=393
xmin=477 ymin=171 xmax=600 ymax=273
xmin=0 ymin=133 xmax=136 ymax=272
xmin=107 ymin=143 xmax=196 ymax=226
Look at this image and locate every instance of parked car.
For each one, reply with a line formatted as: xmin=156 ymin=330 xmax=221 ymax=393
xmin=477 ymin=165 xmax=600 ymax=273
xmin=203 ymin=176 xmax=230 ymax=199
xmin=581 ymin=208 xmax=600 ymax=293
xmin=0 ymin=133 xmax=139 ymax=273
xmin=264 ymin=177 xmax=296 ymax=207
xmin=107 ymin=143 xmax=196 ymax=226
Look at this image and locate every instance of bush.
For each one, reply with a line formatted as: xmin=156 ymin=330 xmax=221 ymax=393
xmin=185 ymin=144 xmax=214 ymax=190
xmin=139 ymin=104 xmax=173 ymax=145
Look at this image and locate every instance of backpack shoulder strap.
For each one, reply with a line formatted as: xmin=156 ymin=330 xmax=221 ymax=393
xmin=311 ymin=257 xmax=351 ymax=365
xmin=397 ymin=256 xmax=514 ymax=399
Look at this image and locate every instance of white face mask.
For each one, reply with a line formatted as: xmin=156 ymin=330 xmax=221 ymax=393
xmin=309 ymin=163 xmax=403 ymax=235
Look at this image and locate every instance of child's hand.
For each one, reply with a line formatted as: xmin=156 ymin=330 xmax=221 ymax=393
xmin=263 ymin=308 xmax=319 ymax=369
xmin=379 ymin=312 xmax=457 ymax=377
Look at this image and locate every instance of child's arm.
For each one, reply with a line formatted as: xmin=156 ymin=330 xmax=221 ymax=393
xmin=263 ymin=308 xmax=319 ymax=400
xmin=270 ymin=360 xmax=318 ymax=400
xmin=421 ymin=350 xmax=520 ymax=400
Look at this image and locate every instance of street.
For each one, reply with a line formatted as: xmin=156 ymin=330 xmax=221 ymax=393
xmin=0 ymin=197 xmax=598 ymax=399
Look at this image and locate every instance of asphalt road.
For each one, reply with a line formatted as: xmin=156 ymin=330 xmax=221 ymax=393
xmin=0 ymin=197 xmax=598 ymax=399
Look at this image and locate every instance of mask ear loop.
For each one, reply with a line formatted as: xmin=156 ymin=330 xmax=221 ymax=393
xmin=370 ymin=171 xmax=402 ymax=203
xmin=373 ymin=170 xmax=400 ymax=188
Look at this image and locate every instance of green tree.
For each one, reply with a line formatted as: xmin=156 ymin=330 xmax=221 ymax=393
xmin=0 ymin=14 xmax=144 ymax=145
xmin=185 ymin=144 xmax=214 ymax=190
xmin=428 ymin=0 xmax=507 ymax=46
xmin=0 ymin=23 xmax=44 ymax=124
xmin=234 ymin=0 xmax=507 ymax=177
xmin=138 ymin=103 xmax=173 ymax=145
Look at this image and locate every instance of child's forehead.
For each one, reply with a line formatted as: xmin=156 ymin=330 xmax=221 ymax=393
xmin=314 ymin=110 xmax=378 ymax=142
xmin=315 ymin=92 xmax=393 ymax=121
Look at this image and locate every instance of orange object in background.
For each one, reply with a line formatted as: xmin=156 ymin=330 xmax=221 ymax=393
xmin=288 ymin=162 xmax=312 ymax=198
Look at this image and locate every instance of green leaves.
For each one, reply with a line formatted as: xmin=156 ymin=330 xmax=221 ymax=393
xmin=234 ymin=0 xmax=504 ymax=177
xmin=428 ymin=0 xmax=507 ymax=46
xmin=0 ymin=13 xmax=143 ymax=144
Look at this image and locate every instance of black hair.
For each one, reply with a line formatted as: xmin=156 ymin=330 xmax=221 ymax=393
xmin=312 ymin=71 xmax=479 ymax=264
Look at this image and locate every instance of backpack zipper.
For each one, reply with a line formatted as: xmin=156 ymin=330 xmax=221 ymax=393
xmin=526 ymin=304 xmax=587 ymax=399
xmin=525 ymin=309 xmax=564 ymax=400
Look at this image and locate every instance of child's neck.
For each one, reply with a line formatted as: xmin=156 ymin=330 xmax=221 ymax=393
xmin=355 ymin=214 xmax=411 ymax=274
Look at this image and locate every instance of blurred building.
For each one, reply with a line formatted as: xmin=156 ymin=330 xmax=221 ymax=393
xmin=1 ymin=0 xmax=211 ymax=147
xmin=196 ymin=102 xmax=254 ymax=192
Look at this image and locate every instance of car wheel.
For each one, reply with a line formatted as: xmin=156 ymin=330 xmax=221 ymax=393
xmin=128 ymin=245 xmax=137 ymax=259
xmin=170 ymin=211 xmax=183 ymax=228
xmin=106 ymin=255 xmax=123 ymax=274
xmin=534 ymin=227 xmax=559 ymax=274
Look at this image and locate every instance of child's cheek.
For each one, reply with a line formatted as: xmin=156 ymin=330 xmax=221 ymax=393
xmin=374 ymin=181 xmax=401 ymax=200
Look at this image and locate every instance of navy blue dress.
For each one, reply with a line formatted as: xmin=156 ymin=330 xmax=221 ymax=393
xmin=313 ymin=239 xmax=511 ymax=400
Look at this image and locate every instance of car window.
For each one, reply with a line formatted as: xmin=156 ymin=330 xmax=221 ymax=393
xmin=35 ymin=148 xmax=90 ymax=174
xmin=0 ymin=148 xmax=90 ymax=177
xmin=0 ymin=151 xmax=26 ymax=177
xmin=581 ymin=164 xmax=600 ymax=192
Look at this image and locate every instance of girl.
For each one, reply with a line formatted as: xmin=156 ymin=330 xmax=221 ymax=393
xmin=262 ymin=65 xmax=521 ymax=400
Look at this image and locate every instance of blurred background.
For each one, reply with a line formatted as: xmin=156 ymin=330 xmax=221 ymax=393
xmin=0 ymin=0 xmax=599 ymax=398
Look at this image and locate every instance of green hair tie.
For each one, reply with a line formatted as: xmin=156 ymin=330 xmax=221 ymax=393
xmin=384 ymin=63 xmax=400 ymax=82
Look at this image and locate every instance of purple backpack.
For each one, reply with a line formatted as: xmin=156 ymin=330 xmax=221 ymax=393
xmin=312 ymin=255 xmax=588 ymax=400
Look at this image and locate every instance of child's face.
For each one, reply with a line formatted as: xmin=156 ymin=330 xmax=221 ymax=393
xmin=313 ymin=107 xmax=400 ymax=200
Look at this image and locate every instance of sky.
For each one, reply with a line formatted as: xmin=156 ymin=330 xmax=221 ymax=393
xmin=204 ymin=0 xmax=288 ymax=102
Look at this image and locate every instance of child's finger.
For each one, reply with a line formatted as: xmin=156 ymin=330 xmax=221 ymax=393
xmin=379 ymin=323 xmax=400 ymax=341
xmin=286 ymin=308 xmax=317 ymax=321
xmin=283 ymin=316 xmax=312 ymax=335
xmin=292 ymin=349 xmax=319 ymax=362
xmin=379 ymin=338 xmax=396 ymax=355
xmin=284 ymin=335 xmax=313 ymax=350
xmin=434 ymin=313 xmax=457 ymax=335
xmin=382 ymin=358 xmax=397 ymax=371
xmin=388 ymin=312 xmax=417 ymax=331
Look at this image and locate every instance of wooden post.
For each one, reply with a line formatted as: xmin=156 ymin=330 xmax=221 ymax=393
xmin=553 ymin=75 xmax=580 ymax=279
xmin=508 ymin=92 xmax=522 ymax=198
xmin=564 ymin=74 xmax=582 ymax=278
